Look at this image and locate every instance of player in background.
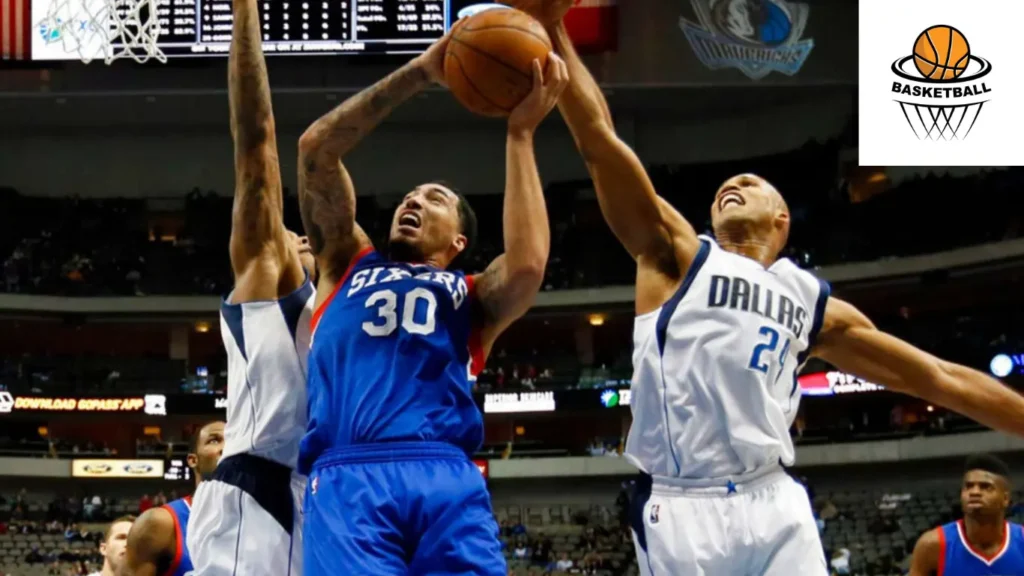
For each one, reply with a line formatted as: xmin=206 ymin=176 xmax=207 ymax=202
xmin=185 ymin=0 xmax=318 ymax=573
xmin=296 ymin=25 xmax=567 ymax=576
xmin=87 ymin=515 xmax=135 ymax=576
xmin=119 ymin=421 xmax=224 ymax=576
xmin=511 ymin=2 xmax=1024 ymax=574
xmin=910 ymin=454 xmax=1024 ymax=576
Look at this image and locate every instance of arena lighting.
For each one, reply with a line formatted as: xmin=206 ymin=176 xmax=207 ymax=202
xmin=589 ymin=314 xmax=606 ymax=326
xmin=194 ymin=321 xmax=211 ymax=333
xmin=990 ymin=353 xmax=1014 ymax=378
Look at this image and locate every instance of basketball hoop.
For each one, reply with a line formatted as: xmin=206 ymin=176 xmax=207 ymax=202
xmin=36 ymin=0 xmax=165 ymax=64
xmin=894 ymin=101 xmax=987 ymax=141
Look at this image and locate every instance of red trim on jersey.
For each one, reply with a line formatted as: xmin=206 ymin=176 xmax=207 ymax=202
xmin=957 ymin=519 xmax=1011 ymax=564
xmin=465 ymin=274 xmax=485 ymax=376
xmin=311 ymin=247 xmax=375 ymax=332
xmin=936 ymin=527 xmax=946 ymax=576
xmin=160 ymin=504 xmax=185 ymax=576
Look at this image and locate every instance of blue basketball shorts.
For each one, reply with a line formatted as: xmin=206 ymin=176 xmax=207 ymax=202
xmin=303 ymin=442 xmax=505 ymax=576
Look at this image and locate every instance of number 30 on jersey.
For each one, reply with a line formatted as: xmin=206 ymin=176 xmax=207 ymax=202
xmin=362 ymin=289 xmax=438 ymax=337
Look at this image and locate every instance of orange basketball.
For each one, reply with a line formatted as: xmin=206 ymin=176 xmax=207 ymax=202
xmin=444 ymin=8 xmax=552 ymax=117
xmin=913 ymin=25 xmax=970 ymax=80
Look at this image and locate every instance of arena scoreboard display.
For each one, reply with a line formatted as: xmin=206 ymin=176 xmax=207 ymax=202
xmin=31 ymin=0 xmax=486 ymax=60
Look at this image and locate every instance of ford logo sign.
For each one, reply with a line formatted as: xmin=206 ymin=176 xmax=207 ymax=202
xmin=82 ymin=463 xmax=112 ymax=474
xmin=123 ymin=463 xmax=154 ymax=475
xmin=457 ymin=3 xmax=511 ymax=20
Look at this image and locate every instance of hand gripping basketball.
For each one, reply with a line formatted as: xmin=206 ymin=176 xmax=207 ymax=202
xmin=508 ymin=54 xmax=569 ymax=134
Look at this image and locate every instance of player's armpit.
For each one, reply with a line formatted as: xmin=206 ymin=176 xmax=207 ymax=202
xmin=908 ymin=528 xmax=942 ymax=576
xmin=118 ymin=507 xmax=175 ymax=576
xmin=545 ymin=24 xmax=700 ymax=271
xmin=471 ymin=254 xmax=544 ymax=356
xmin=813 ymin=297 xmax=1024 ymax=437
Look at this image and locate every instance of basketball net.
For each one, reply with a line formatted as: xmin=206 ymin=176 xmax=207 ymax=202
xmin=36 ymin=0 xmax=165 ymax=64
xmin=895 ymin=101 xmax=985 ymax=141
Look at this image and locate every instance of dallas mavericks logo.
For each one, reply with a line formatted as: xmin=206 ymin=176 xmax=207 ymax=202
xmin=679 ymin=0 xmax=814 ymax=80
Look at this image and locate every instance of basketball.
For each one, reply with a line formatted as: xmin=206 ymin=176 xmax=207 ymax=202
xmin=444 ymin=8 xmax=552 ymax=118
xmin=913 ymin=25 xmax=970 ymax=80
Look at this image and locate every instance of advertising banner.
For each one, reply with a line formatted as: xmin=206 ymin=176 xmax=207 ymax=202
xmin=72 ymin=459 xmax=164 ymax=479
xmin=0 ymin=392 xmax=224 ymax=416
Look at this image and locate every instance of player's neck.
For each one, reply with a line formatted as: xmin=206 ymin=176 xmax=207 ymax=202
xmin=716 ymin=237 xmax=774 ymax=267
xmin=102 ymin=562 xmax=115 ymax=576
xmin=964 ymin=516 xmax=1007 ymax=550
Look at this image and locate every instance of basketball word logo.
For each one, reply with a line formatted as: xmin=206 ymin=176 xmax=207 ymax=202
xmin=890 ymin=25 xmax=992 ymax=140
xmin=679 ymin=0 xmax=814 ymax=80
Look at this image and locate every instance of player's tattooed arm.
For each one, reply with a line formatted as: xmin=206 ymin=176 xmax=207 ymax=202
xmin=471 ymin=56 xmax=567 ymax=354
xmin=117 ymin=508 xmax=175 ymax=576
xmin=814 ymin=297 xmax=1024 ymax=437
xmin=542 ymin=18 xmax=700 ymax=274
xmin=227 ymin=0 xmax=300 ymax=299
xmin=908 ymin=528 xmax=941 ymax=576
xmin=297 ymin=57 xmax=439 ymax=280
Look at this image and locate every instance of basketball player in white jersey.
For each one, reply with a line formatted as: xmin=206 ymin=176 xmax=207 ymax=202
xmin=510 ymin=2 xmax=1024 ymax=574
xmin=185 ymin=0 xmax=316 ymax=573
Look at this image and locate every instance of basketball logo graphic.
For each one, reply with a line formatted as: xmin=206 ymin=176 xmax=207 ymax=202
xmin=890 ymin=25 xmax=992 ymax=140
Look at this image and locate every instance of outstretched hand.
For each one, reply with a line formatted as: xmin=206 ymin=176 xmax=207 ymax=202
xmin=503 ymin=0 xmax=574 ymax=27
xmin=508 ymin=53 xmax=569 ymax=135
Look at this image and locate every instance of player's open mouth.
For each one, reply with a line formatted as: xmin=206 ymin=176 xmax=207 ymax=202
xmin=398 ymin=212 xmax=422 ymax=229
xmin=719 ymin=191 xmax=745 ymax=211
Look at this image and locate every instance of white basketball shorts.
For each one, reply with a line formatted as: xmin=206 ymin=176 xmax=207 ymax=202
xmin=187 ymin=453 xmax=306 ymax=576
xmin=630 ymin=469 xmax=828 ymax=576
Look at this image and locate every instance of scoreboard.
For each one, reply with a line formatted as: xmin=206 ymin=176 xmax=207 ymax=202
xmin=32 ymin=0 xmax=484 ymax=60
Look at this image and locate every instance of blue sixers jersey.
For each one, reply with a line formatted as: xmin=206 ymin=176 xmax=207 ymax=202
xmin=938 ymin=520 xmax=1024 ymax=575
xmin=299 ymin=249 xmax=484 ymax=473
xmin=161 ymin=496 xmax=192 ymax=576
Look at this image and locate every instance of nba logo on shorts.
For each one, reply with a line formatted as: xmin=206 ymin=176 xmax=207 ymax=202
xmin=649 ymin=504 xmax=660 ymax=525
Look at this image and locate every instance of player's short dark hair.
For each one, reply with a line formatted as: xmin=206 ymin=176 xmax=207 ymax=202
xmin=965 ymin=453 xmax=1011 ymax=481
xmin=189 ymin=421 xmax=220 ymax=455
xmin=103 ymin=515 xmax=136 ymax=543
xmin=434 ymin=180 xmax=477 ymax=267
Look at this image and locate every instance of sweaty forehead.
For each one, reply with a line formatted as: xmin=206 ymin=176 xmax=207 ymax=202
xmin=414 ymin=184 xmax=457 ymax=202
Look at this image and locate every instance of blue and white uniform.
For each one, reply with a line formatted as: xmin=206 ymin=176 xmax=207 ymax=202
xmin=627 ymin=236 xmax=831 ymax=576
xmin=187 ymin=277 xmax=315 ymax=576
xmin=936 ymin=520 xmax=1024 ymax=576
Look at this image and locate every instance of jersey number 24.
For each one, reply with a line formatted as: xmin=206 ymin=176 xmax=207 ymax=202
xmin=362 ymin=288 xmax=438 ymax=337
xmin=747 ymin=325 xmax=791 ymax=385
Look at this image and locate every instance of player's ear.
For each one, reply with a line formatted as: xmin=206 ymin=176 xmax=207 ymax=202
xmin=451 ymin=233 xmax=467 ymax=255
xmin=99 ymin=541 xmax=107 ymax=556
xmin=187 ymin=453 xmax=198 ymax=470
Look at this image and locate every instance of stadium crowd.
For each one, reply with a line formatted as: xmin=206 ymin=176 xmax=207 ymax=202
xmin=1 ymin=145 xmax=1021 ymax=297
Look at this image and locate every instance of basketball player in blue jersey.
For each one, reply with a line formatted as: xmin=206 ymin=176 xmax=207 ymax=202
xmin=513 ymin=2 xmax=1024 ymax=574
xmin=119 ymin=421 xmax=224 ymax=576
xmin=911 ymin=454 xmax=1024 ymax=576
xmin=186 ymin=0 xmax=317 ymax=573
xmin=295 ymin=27 xmax=568 ymax=576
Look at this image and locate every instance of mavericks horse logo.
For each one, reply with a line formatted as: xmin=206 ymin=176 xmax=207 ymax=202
xmin=680 ymin=0 xmax=814 ymax=80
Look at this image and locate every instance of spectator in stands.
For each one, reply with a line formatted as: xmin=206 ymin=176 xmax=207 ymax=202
xmin=512 ymin=540 xmax=528 ymax=560
xmin=830 ymin=547 xmax=851 ymax=575
xmin=87 ymin=515 xmax=134 ymax=576
xmin=152 ymin=492 xmax=167 ymax=507
xmin=554 ymin=551 xmax=573 ymax=572
xmin=137 ymin=494 xmax=152 ymax=514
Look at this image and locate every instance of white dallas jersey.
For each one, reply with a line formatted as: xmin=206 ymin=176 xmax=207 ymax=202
xmin=625 ymin=236 xmax=830 ymax=480
xmin=219 ymin=277 xmax=316 ymax=469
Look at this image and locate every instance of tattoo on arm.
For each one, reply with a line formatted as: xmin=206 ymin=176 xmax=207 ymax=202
xmin=228 ymin=0 xmax=285 ymax=269
xmin=297 ymin=61 xmax=429 ymax=271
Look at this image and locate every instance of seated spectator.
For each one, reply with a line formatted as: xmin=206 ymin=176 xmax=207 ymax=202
xmin=555 ymin=552 xmax=573 ymax=572
xmin=830 ymin=548 xmax=851 ymax=575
